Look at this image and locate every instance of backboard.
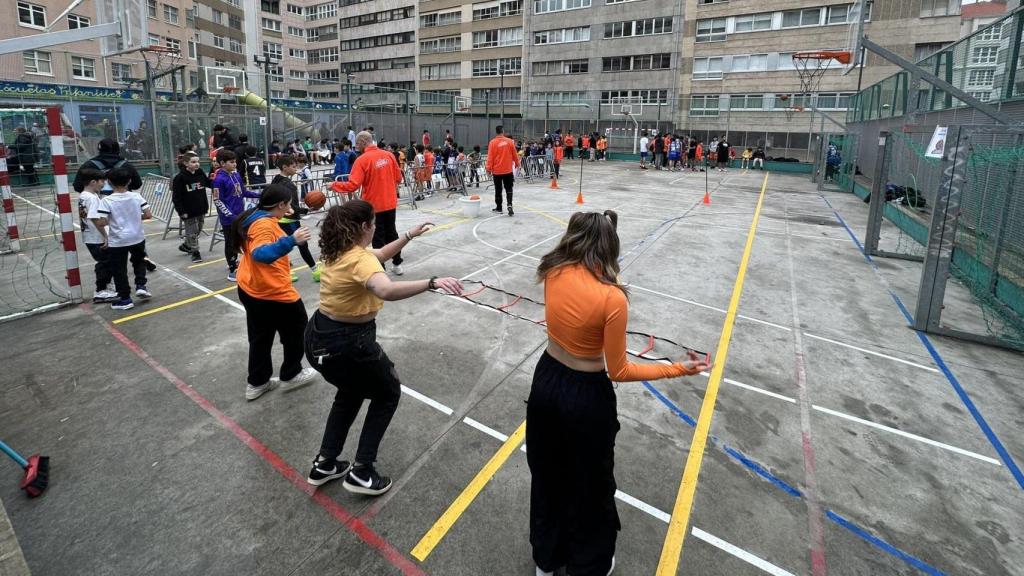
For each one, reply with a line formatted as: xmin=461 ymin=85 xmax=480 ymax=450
xmin=843 ymin=0 xmax=868 ymax=75
xmin=95 ymin=0 xmax=149 ymax=56
xmin=610 ymin=96 xmax=644 ymax=117
xmin=454 ymin=95 xmax=472 ymax=113
xmin=203 ymin=66 xmax=248 ymax=96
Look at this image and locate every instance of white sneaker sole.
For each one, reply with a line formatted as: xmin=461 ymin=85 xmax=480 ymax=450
xmin=280 ymin=368 xmax=318 ymax=392
xmin=342 ymin=477 xmax=393 ymax=496
xmin=245 ymin=379 xmax=280 ymax=401
xmin=307 ymin=462 xmax=352 ymax=486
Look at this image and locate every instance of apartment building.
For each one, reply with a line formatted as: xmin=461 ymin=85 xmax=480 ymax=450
xmin=338 ymin=0 xmax=417 ymax=104
xmin=417 ymin=0 xmax=525 ymax=113
xmin=523 ymin=0 xmax=685 ymax=121
xmin=2 ymin=0 xmax=196 ymax=91
xmin=193 ymin=0 xmax=248 ymax=79
xmin=681 ymin=0 xmax=962 ymax=153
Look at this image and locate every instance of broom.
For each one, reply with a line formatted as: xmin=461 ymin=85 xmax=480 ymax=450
xmin=0 ymin=440 xmax=49 ymax=498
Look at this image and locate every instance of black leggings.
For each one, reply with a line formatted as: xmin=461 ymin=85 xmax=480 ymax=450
xmin=493 ymin=173 xmax=514 ymax=209
xmin=305 ymin=312 xmax=401 ymax=465
xmin=237 ymin=287 xmax=307 ymax=385
xmin=372 ymin=209 xmax=402 ymax=266
xmin=527 ymin=352 xmax=619 ymax=575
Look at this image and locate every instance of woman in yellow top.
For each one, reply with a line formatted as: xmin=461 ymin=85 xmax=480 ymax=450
xmin=231 ymin=183 xmax=319 ymax=402
xmin=530 ymin=211 xmax=711 ymax=576
xmin=741 ymin=147 xmax=753 ymax=169
xmin=304 ymin=199 xmax=463 ymax=493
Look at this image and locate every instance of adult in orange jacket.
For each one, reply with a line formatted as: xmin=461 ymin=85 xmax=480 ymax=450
xmin=331 ymin=131 xmax=408 ymax=273
xmin=564 ymin=131 xmax=575 ymax=160
xmin=486 ymin=125 xmax=521 ymax=216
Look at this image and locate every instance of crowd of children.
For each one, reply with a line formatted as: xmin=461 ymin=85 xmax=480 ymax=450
xmin=637 ymin=130 xmax=767 ymax=173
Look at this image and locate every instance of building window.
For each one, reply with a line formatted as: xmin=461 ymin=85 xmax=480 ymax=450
xmin=697 ymin=0 xmax=727 ymax=3
xmin=734 ymin=13 xmax=771 ymax=32
xmin=289 ymin=69 xmax=307 ymax=79
xmin=307 ymin=47 xmax=339 ymax=63
xmin=967 ymin=69 xmax=995 ymax=87
xmin=287 ymin=26 xmax=304 ymax=37
xmin=976 ymin=24 xmax=1002 ymax=42
xmin=229 ymin=38 xmax=243 ymax=53
xmin=269 ymin=64 xmax=283 ymax=82
xmin=972 ymin=46 xmax=998 ymax=65
xmin=530 ymin=91 xmax=587 ymax=105
xmin=730 ymin=53 xmax=768 ymax=72
xmin=111 ymin=62 xmax=133 ymax=82
xmin=472 ymin=57 xmax=522 ymax=77
xmin=289 ymin=48 xmax=305 ymax=59
xmin=188 ymin=40 xmax=197 ymax=59
xmin=689 ymin=95 xmax=720 ymax=116
xmin=969 ymin=90 xmax=992 ymax=102
xmin=815 ymin=92 xmax=852 ymax=109
xmin=146 ymin=0 xmax=157 ymax=18
xmin=696 ymin=18 xmax=726 ymax=42
xmin=261 ymin=0 xmax=281 ymax=14
xmin=149 ymin=33 xmax=161 ymax=46
xmin=213 ymin=35 xmax=225 ymax=48
xmin=421 ymin=10 xmax=461 ymax=27
xmin=420 ymin=36 xmax=462 ymax=54
xmin=921 ymin=0 xmax=956 ymax=17
xmin=471 ymin=87 xmax=520 ymax=103
xmin=603 ymin=53 xmax=671 ymax=72
xmin=163 ymin=4 xmax=179 ymax=24
xmin=420 ymin=62 xmax=462 ymax=80
xmin=306 ymin=2 xmax=337 ymax=20
xmin=271 ymin=90 xmax=285 ymax=99
xmin=342 ymin=31 xmax=414 ymax=50
xmin=782 ymin=8 xmax=822 ymax=28
xmin=604 ymin=17 xmax=672 ymax=39
xmin=533 ymin=0 xmax=591 ymax=15
xmin=692 ymin=57 xmax=723 ymax=79
xmin=602 ymin=89 xmax=667 ymax=104
xmin=22 ymin=50 xmax=51 ymax=75
xmin=67 ymin=14 xmax=90 ymax=29
xmin=533 ymin=59 xmax=589 ymax=75
xmin=472 ymin=27 xmax=523 ymax=48
xmin=166 ymin=38 xmax=180 ymax=51
xmin=262 ymin=17 xmax=281 ymax=31
xmin=212 ymin=9 xmax=223 ymax=24
xmin=914 ymin=42 xmax=949 ymax=61
xmin=287 ymin=3 xmax=303 ymax=14
xmin=420 ymin=90 xmax=459 ymax=105
xmin=17 ymin=2 xmax=46 ymax=28
xmin=473 ymin=0 xmax=523 ymax=20
xmin=533 ymin=26 xmax=590 ymax=45
xmin=263 ymin=41 xmax=282 ymax=59
xmin=729 ymin=94 xmax=764 ymax=110
xmin=229 ymin=14 xmax=243 ymax=30
xmin=71 ymin=56 xmax=96 ymax=80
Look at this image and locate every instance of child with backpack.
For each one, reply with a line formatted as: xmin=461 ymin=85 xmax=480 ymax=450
xmin=172 ymin=152 xmax=211 ymax=263
xmin=98 ymin=167 xmax=153 ymax=310
xmin=213 ymin=149 xmax=261 ymax=281
xmin=77 ymin=167 xmax=115 ymax=303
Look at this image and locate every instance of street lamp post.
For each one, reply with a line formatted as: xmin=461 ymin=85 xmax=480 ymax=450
xmin=485 ymin=89 xmax=491 ymax=138
xmin=253 ymin=53 xmax=278 ymax=169
xmin=346 ymin=73 xmax=355 ymax=131
xmin=498 ymin=66 xmax=505 ymax=129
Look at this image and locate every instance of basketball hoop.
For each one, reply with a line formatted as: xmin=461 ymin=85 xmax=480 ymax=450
xmin=138 ymin=45 xmax=182 ymax=90
xmin=222 ymin=86 xmax=239 ymax=96
xmin=791 ymin=51 xmax=852 ymax=100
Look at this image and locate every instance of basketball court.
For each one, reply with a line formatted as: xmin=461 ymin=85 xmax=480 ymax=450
xmin=2 ymin=158 xmax=1022 ymax=575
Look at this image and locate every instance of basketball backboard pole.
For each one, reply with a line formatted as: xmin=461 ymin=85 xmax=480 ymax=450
xmin=0 ymin=22 xmax=120 ymax=55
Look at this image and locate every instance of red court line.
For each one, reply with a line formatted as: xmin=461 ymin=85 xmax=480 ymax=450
xmin=83 ymin=304 xmax=427 ymax=576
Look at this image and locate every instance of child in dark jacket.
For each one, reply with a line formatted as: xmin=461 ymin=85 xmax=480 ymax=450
xmin=172 ymin=152 xmax=211 ymax=262
xmin=212 ymin=149 xmax=261 ymax=281
xmin=271 ymin=154 xmax=320 ymax=282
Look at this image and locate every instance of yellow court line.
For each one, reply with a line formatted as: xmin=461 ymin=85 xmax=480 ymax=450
xmin=425 ymin=217 xmax=473 ymax=234
xmin=113 ymin=286 xmax=236 ymax=324
xmin=656 ymin=172 xmax=769 ymax=575
xmin=411 ymin=420 xmax=527 ymax=561
xmin=420 ymin=207 xmax=463 ymax=218
xmin=519 ymin=205 xmax=568 ymax=227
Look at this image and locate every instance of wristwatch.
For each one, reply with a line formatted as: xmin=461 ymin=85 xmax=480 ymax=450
xmin=428 ymin=276 xmax=437 ymax=290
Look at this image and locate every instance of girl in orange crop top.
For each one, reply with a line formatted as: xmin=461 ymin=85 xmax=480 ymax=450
xmin=527 ymin=210 xmax=709 ymax=576
xmin=301 ymin=199 xmax=463 ymax=495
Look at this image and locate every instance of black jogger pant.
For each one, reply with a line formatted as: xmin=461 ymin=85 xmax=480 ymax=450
xmin=493 ymin=173 xmax=514 ymax=210
xmin=237 ymin=287 xmax=307 ymax=386
xmin=372 ymin=209 xmax=402 ymax=267
xmin=305 ymin=312 xmax=401 ymax=465
xmin=85 ymin=243 xmax=113 ymax=292
xmin=527 ymin=352 xmax=620 ymax=576
xmin=106 ymin=241 xmax=147 ymax=299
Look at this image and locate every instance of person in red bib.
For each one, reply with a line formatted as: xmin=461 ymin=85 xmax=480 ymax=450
xmin=331 ymin=131 xmax=407 ymax=274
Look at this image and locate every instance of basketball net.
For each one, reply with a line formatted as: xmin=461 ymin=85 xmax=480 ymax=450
xmin=139 ymin=46 xmax=182 ymax=87
xmin=791 ymin=51 xmax=852 ymax=112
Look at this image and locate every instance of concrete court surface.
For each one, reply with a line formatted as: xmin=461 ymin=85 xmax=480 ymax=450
xmin=0 ymin=160 xmax=1022 ymax=576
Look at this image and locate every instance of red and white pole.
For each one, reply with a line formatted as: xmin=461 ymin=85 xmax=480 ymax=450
xmin=0 ymin=130 xmax=21 ymax=254
xmin=47 ymin=106 xmax=82 ymax=301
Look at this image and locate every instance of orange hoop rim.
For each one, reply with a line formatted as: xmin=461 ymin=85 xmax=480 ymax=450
xmin=140 ymin=45 xmax=180 ymax=55
xmin=792 ymin=50 xmax=852 ymax=65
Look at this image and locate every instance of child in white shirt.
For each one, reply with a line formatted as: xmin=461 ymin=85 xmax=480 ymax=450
xmin=98 ymin=167 xmax=153 ymax=310
xmin=77 ymin=166 xmax=116 ymax=303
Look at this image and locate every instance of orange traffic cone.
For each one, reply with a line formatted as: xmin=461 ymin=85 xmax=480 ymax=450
xmin=575 ymin=191 xmax=584 ymax=205
xmin=550 ymin=177 xmax=559 ymax=189
xmin=702 ymin=191 xmax=711 ymax=205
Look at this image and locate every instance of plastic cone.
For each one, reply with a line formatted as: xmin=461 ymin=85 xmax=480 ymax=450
xmin=550 ymin=178 xmax=559 ymax=189
xmin=702 ymin=191 xmax=711 ymax=205
xmin=575 ymin=191 xmax=584 ymax=204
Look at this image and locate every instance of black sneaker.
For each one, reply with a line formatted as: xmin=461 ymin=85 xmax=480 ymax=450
xmin=191 ymin=251 xmax=202 ymax=263
xmin=343 ymin=464 xmax=392 ymax=496
xmin=508 ymin=206 xmax=514 ymax=216
xmin=178 ymin=242 xmax=190 ymax=253
xmin=144 ymin=258 xmax=157 ymax=272
xmin=307 ymin=456 xmax=352 ymax=487
xmin=491 ymin=207 xmax=503 ymax=214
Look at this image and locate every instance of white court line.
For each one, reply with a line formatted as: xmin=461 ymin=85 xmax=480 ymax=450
xmin=803 ymin=332 xmax=939 ymax=373
xmin=811 ymin=406 xmax=1002 ymax=466
xmin=462 ymin=228 xmax=561 ymax=280
xmin=691 ymin=527 xmax=796 ymax=576
xmin=628 ymin=284 xmax=793 ymax=332
xmin=403 ymin=385 xmax=454 ymax=415
xmin=615 ymin=490 xmax=671 ymax=523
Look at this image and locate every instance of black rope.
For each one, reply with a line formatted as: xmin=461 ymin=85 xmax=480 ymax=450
xmin=436 ymin=281 xmax=709 ymax=362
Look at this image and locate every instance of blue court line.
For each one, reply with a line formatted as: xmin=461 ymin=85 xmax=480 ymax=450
xmin=644 ymin=380 xmax=947 ymax=574
xmin=826 ymin=511 xmax=947 ymax=576
xmin=818 ymin=194 xmax=1024 ymax=490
